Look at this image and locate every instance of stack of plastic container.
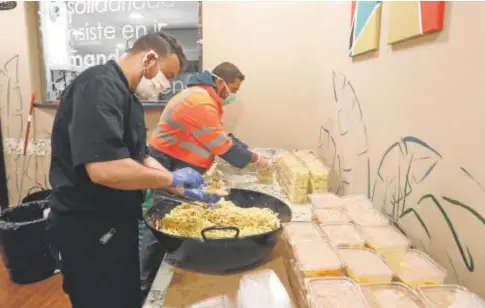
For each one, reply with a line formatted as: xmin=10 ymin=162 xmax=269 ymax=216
xmin=293 ymin=150 xmax=330 ymax=193
xmin=274 ymin=152 xmax=310 ymax=203
xmin=282 ymin=192 xmax=485 ymax=307
xmin=383 ymin=249 xmax=447 ymax=287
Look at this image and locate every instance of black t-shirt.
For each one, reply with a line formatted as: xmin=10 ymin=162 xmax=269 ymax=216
xmin=49 ymin=60 xmax=147 ymax=218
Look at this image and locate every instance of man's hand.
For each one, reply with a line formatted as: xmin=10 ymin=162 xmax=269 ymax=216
xmin=255 ymin=156 xmax=272 ymax=170
xmin=183 ymin=188 xmax=222 ymax=203
xmin=170 ymin=168 xmax=204 ymax=188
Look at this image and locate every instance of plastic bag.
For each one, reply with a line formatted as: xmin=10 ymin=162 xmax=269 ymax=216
xmin=238 ymin=270 xmax=291 ymax=308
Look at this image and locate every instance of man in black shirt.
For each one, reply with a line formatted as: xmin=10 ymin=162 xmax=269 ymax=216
xmin=48 ymin=32 xmax=219 ymax=308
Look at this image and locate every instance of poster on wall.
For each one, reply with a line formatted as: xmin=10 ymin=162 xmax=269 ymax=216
xmin=387 ymin=1 xmax=445 ymax=44
xmin=39 ymin=1 xmax=199 ymax=101
xmin=349 ymin=1 xmax=382 ymax=57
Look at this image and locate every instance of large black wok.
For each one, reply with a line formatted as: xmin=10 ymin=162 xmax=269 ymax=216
xmin=144 ymin=188 xmax=292 ymax=273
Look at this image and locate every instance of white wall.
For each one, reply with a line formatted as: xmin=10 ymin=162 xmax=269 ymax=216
xmin=203 ymin=2 xmax=322 ymax=149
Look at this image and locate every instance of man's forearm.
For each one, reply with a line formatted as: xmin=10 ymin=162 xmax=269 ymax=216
xmin=144 ymin=155 xmax=166 ymax=171
xmin=86 ymin=158 xmax=173 ymax=190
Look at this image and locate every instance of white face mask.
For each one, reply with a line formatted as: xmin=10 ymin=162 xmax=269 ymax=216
xmin=135 ymin=52 xmax=170 ymax=100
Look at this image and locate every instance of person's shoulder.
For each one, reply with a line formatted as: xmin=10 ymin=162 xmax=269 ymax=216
xmin=73 ymin=62 xmax=127 ymax=94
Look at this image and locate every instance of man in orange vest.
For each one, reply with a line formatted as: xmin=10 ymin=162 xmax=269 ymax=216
xmin=140 ymin=62 xmax=271 ymax=294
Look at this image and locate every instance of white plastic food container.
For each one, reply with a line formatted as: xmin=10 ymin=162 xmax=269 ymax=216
xmin=313 ymin=208 xmax=350 ymax=224
xmin=319 ymin=223 xmax=365 ymax=248
xmin=359 ymin=225 xmax=410 ymax=252
xmin=291 ymin=238 xmax=344 ymax=278
xmin=384 ymin=249 xmax=447 ymax=286
xmin=345 ymin=207 xmax=389 ymax=227
xmin=417 ymin=285 xmax=485 ymax=308
xmin=306 ymin=277 xmax=371 ymax=308
xmin=283 ymin=222 xmax=322 ymax=244
xmin=342 ymin=194 xmax=375 ymax=210
xmin=309 ymin=193 xmax=345 ymax=209
xmin=338 ymin=248 xmax=394 ymax=284
xmin=361 ymin=283 xmax=427 ymax=308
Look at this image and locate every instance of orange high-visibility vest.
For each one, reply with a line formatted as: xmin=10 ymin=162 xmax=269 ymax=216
xmin=150 ymin=85 xmax=233 ymax=169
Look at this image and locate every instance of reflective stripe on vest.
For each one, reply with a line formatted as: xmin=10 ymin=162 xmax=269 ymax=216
xmin=205 ymin=133 xmax=227 ymax=149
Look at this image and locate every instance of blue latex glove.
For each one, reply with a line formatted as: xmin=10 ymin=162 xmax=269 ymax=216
xmin=228 ymin=133 xmax=249 ymax=149
xmin=171 ymin=168 xmax=204 ymax=189
xmin=183 ymin=188 xmax=222 ymax=204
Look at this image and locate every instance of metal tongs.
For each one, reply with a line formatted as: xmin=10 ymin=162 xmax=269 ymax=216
xmin=159 ymin=194 xmax=210 ymax=210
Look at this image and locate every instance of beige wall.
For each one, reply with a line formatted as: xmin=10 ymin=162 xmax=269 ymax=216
xmin=203 ymin=1 xmax=320 ymax=149
xmin=2 ymin=0 xmax=485 ymax=297
xmin=203 ymin=1 xmax=485 ymax=297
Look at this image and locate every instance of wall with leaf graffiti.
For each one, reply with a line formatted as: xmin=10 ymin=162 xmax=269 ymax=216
xmin=316 ymin=1 xmax=485 ymax=297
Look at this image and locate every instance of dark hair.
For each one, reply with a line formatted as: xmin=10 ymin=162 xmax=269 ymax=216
xmin=131 ymin=31 xmax=188 ymax=71
xmin=212 ymin=62 xmax=245 ymax=83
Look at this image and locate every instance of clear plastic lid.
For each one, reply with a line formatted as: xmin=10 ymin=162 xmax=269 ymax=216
xmin=309 ymin=193 xmax=345 ymax=209
xmin=313 ymin=208 xmax=350 ymax=224
xmin=292 ymin=239 xmax=343 ymax=273
xmin=385 ymin=250 xmax=447 ymax=286
xmin=362 ymin=283 xmax=427 ymax=308
xmin=307 ymin=278 xmax=370 ymax=308
xmin=342 ymin=194 xmax=374 ymax=206
xmin=238 ymin=269 xmax=291 ymax=308
xmin=190 ymin=295 xmax=233 ymax=308
xmin=417 ymin=285 xmax=485 ymax=308
xmin=338 ymin=248 xmax=394 ymax=282
xmin=283 ymin=222 xmax=322 ymax=243
xmin=345 ymin=207 xmax=389 ymax=227
xmin=359 ymin=225 xmax=410 ymax=252
xmin=319 ymin=223 xmax=365 ymax=248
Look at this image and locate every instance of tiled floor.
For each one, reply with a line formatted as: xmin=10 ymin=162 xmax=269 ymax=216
xmin=0 ymin=260 xmax=69 ymax=308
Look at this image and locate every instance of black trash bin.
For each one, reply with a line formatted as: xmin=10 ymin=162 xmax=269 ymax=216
xmin=0 ymin=200 xmax=57 ymax=284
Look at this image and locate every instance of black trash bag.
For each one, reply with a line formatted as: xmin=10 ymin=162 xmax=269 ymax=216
xmin=0 ymin=200 xmax=57 ymax=284
xmin=21 ymin=187 xmax=52 ymax=204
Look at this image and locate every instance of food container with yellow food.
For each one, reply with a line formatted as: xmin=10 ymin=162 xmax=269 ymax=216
xmin=319 ymin=223 xmax=365 ymax=249
xmin=383 ymin=249 xmax=447 ymax=286
xmin=305 ymin=277 xmax=371 ymax=308
xmin=291 ymin=238 xmax=344 ymax=278
xmin=257 ymin=166 xmax=273 ymax=184
xmin=313 ymin=208 xmax=350 ymax=224
xmin=338 ymin=248 xmax=394 ymax=284
xmin=345 ymin=206 xmax=389 ymax=227
xmin=417 ymin=285 xmax=485 ymax=308
xmin=361 ymin=283 xmax=427 ymax=308
xmin=309 ymin=193 xmax=344 ymax=209
xmin=359 ymin=225 xmax=410 ymax=253
xmin=282 ymin=222 xmax=322 ymax=244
